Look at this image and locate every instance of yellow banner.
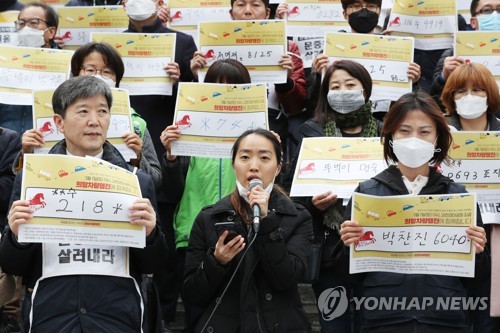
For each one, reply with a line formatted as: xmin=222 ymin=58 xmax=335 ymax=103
xmin=20 ymin=154 xmax=146 ymax=247
xmin=0 ymin=46 xmax=72 ymax=105
xmin=290 ymin=137 xmax=385 ymax=198
xmin=325 ymin=32 xmax=414 ymax=100
xmin=171 ymin=82 xmax=268 ymax=158
xmin=351 ymin=192 xmax=476 ymax=277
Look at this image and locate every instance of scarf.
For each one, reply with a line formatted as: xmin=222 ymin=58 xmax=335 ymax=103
xmin=321 ymin=102 xmax=377 ymax=230
xmin=324 ymin=101 xmax=378 ymax=137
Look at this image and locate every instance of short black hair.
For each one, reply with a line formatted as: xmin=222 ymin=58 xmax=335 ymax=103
xmin=21 ymin=2 xmax=59 ymax=29
xmin=230 ymin=0 xmax=269 ymax=8
xmin=52 ymin=76 xmax=113 ymax=118
xmin=341 ymin=0 xmax=382 ymax=10
xmin=471 ymin=0 xmax=481 ymax=16
xmin=71 ymin=42 xmax=125 ymax=88
xmin=204 ymin=59 xmax=251 ymax=84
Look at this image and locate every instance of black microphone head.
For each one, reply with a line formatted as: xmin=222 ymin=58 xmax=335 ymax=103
xmin=248 ymin=178 xmax=263 ymax=190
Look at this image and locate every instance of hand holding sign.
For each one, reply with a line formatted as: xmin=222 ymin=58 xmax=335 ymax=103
xmin=339 ymin=220 xmax=364 ymax=247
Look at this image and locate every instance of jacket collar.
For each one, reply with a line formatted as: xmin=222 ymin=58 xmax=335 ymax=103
xmin=209 ymin=190 xmax=299 ymax=216
xmin=49 ymin=140 xmax=130 ymax=170
xmin=447 ymin=113 xmax=500 ymax=131
xmin=373 ymin=165 xmax=452 ymax=195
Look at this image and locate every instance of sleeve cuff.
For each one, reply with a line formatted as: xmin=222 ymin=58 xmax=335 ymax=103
xmin=274 ymin=78 xmax=294 ymax=94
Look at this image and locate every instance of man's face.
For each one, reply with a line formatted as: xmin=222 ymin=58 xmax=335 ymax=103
xmin=230 ymin=0 xmax=270 ymax=20
xmin=470 ymin=0 xmax=500 ymax=30
xmin=54 ymin=95 xmax=110 ymax=157
xmin=17 ymin=6 xmax=55 ymax=46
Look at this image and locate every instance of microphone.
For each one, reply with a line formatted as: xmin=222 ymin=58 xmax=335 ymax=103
xmin=248 ymin=178 xmax=263 ymax=233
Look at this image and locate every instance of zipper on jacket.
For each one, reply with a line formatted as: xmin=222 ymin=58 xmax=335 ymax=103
xmin=254 ymin=285 xmax=264 ymax=333
xmin=218 ymin=158 xmax=222 ymax=200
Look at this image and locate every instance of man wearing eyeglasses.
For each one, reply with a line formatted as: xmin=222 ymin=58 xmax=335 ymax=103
xmin=15 ymin=2 xmax=58 ymax=49
xmin=0 ymin=3 xmax=60 ymax=136
xmin=431 ymin=0 xmax=500 ymax=117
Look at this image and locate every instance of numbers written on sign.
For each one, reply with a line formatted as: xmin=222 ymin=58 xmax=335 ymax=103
xmin=355 ymin=226 xmax=471 ymax=254
xmin=26 ymin=187 xmax=138 ymax=223
xmin=202 ymin=45 xmax=284 ymax=67
xmin=286 ymin=4 xmax=344 ymax=22
xmin=329 ymin=57 xmax=409 ymax=83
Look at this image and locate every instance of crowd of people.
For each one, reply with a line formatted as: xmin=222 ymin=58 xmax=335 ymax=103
xmin=0 ymin=0 xmax=499 ymax=332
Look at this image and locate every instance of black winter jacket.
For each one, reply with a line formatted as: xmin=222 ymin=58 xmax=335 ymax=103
xmin=0 ymin=128 xmax=20 ymax=228
xmin=0 ymin=140 xmax=169 ymax=333
xmin=183 ymin=191 xmax=313 ymax=332
xmin=334 ymin=165 xmax=490 ymax=331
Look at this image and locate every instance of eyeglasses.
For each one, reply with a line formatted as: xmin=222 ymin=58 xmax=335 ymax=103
xmin=14 ymin=18 xmax=48 ymax=30
xmin=474 ymin=5 xmax=500 ymax=16
xmin=80 ymin=66 xmax=115 ymax=79
xmin=346 ymin=3 xmax=379 ymax=13
xmin=452 ymin=87 xmax=487 ymax=99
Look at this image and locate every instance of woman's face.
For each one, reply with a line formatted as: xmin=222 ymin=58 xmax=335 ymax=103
xmin=392 ymin=109 xmax=437 ymax=144
xmin=328 ymin=69 xmax=363 ymax=91
xmin=232 ymin=133 xmax=281 ymax=189
xmin=79 ymin=51 xmax=117 ymax=83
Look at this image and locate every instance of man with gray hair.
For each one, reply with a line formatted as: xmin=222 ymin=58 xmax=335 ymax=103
xmin=0 ymin=76 xmax=168 ymax=333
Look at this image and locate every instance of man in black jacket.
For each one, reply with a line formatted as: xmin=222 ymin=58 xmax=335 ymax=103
xmin=0 ymin=76 xmax=168 ymax=333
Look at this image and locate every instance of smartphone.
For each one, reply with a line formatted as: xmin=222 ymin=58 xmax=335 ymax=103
xmin=214 ymin=222 xmax=240 ymax=244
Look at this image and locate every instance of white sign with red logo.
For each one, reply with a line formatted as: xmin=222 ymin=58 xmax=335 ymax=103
xmin=350 ymin=192 xmax=477 ymax=278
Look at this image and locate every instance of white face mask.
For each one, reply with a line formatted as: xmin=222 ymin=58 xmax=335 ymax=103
xmin=391 ymin=137 xmax=439 ymax=169
xmin=18 ymin=27 xmax=46 ymax=48
xmin=327 ymin=89 xmax=365 ymax=114
xmin=94 ymin=74 xmax=116 ymax=88
xmin=236 ymin=179 xmax=274 ymax=203
xmin=126 ymin=0 xmax=157 ymax=21
xmin=455 ymin=94 xmax=488 ymax=120
xmin=477 ymin=11 xmax=500 ymax=31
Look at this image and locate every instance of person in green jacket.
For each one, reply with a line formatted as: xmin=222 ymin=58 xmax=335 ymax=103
xmin=160 ymin=59 xmax=251 ymax=331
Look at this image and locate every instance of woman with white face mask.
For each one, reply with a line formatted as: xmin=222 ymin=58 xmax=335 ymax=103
xmin=285 ymin=60 xmax=380 ymax=332
xmin=338 ymin=92 xmax=488 ymax=332
xmin=441 ymin=62 xmax=500 ymax=132
xmin=442 ymin=62 xmax=500 ymax=331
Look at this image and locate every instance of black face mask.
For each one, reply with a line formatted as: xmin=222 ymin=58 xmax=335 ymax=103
xmin=348 ymin=8 xmax=379 ymax=33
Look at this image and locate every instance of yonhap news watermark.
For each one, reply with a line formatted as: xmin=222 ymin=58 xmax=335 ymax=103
xmin=318 ymin=287 xmax=488 ymax=321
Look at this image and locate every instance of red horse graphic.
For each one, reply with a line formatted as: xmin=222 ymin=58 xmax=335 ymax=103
xmin=203 ymin=49 xmax=215 ymax=60
xmin=288 ymin=6 xmax=300 ymax=16
xmin=29 ymin=193 xmax=46 ymax=208
xmin=299 ymin=162 xmax=316 ymax=175
xmin=61 ymin=31 xmax=72 ymax=40
xmin=171 ymin=11 xmax=182 ymax=21
xmin=355 ymin=231 xmax=376 ymax=247
xmin=390 ymin=17 xmax=401 ymax=27
xmin=39 ymin=121 xmax=54 ymax=135
xmin=176 ymin=115 xmax=192 ymax=129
